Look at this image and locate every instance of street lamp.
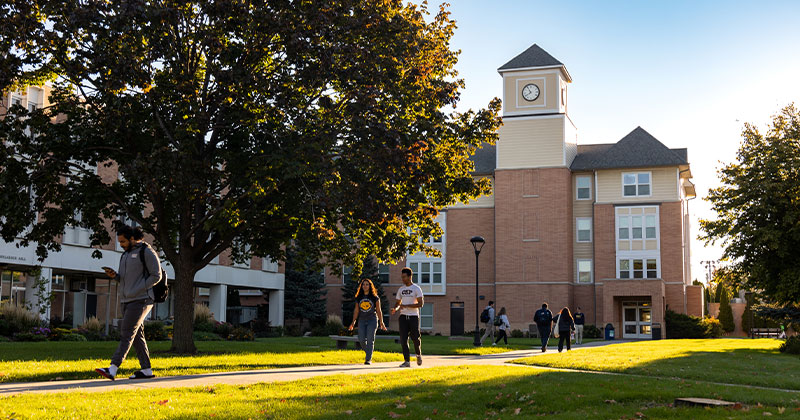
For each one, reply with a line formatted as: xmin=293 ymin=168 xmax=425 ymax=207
xmin=470 ymin=236 xmax=486 ymax=347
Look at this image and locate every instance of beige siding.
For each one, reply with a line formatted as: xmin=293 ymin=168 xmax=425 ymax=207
xmin=503 ymin=71 xmax=559 ymax=115
xmin=596 ymin=167 xmax=679 ymax=204
xmin=497 ymin=116 xmax=565 ymax=169
xmin=448 ymin=177 xmax=495 ymax=209
xmin=564 ymin=116 xmax=578 ymax=166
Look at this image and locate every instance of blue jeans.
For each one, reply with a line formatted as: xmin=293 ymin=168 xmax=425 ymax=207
xmin=358 ymin=316 xmax=378 ymax=362
xmin=537 ymin=325 xmax=551 ymax=349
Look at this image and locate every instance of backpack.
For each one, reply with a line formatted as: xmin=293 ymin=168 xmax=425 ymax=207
xmin=138 ymin=243 xmax=169 ymax=303
xmin=480 ymin=308 xmax=491 ymax=323
xmin=534 ymin=309 xmax=552 ymax=325
xmin=493 ymin=315 xmax=503 ymax=327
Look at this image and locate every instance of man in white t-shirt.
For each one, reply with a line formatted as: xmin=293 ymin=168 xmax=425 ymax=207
xmin=391 ymin=267 xmax=424 ymax=367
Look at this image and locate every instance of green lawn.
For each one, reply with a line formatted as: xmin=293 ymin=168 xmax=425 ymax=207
xmin=3 ymin=365 xmax=798 ymax=419
xmin=0 ymin=336 xmax=552 ymax=383
xmin=512 ymin=338 xmax=800 ymax=390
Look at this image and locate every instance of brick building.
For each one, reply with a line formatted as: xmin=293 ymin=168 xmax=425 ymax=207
xmin=1 ymin=85 xmax=285 ymax=329
xmin=324 ymin=44 xmax=703 ymax=339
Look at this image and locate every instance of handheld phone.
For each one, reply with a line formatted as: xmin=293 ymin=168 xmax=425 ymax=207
xmin=101 ymin=266 xmax=114 ymax=272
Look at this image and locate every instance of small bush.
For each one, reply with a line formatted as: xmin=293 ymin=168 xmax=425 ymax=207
xmin=193 ymin=331 xmax=223 ymax=341
xmin=108 ymin=327 xmax=121 ymax=341
xmin=311 ymin=315 xmax=345 ymax=336
xmin=284 ymin=324 xmax=302 ymax=337
xmin=510 ymin=329 xmax=524 ymax=338
xmin=14 ymin=332 xmax=47 ymax=342
xmin=583 ymin=324 xmax=603 ymax=339
xmin=780 ymin=336 xmax=800 ymax=355
xmin=78 ymin=329 xmax=108 ymax=341
xmin=80 ymin=317 xmax=104 ymax=333
xmin=0 ymin=335 xmax=10 ymax=342
xmin=0 ymin=303 xmax=41 ymax=336
xmin=194 ymin=304 xmax=215 ymax=324
xmin=376 ymin=329 xmax=400 ymax=336
xmin=665 ymin=310 xmax=708 ymax=339
xmin=144 ymin=321 xmax=169 ymax=341
xmin=701 ymin=317 xmax=724 ymax=338
xmin=61 ymin=333 xmax=87 ymax=342
xmin=213 ymin=321 xmax=235 ymax=339
xmin=229 ymin=326 xmax=255 ymax=341
xmin=48 ymin=327 xmax=74 ymax=341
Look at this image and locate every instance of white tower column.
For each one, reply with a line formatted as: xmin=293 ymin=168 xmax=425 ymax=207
xmin=208 ymin=284 xmax=227 ymax=323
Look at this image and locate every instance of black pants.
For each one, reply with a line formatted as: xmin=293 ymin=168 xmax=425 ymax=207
xmin=558 ymin=330 xmax=571 ymax=352
xmin=398 ymin=315 xmax=421 ymax=362
xmin=537 ymin=325 xmax=551 ymax=349
xmin=495 ymin=329 xmax=508 ymax=344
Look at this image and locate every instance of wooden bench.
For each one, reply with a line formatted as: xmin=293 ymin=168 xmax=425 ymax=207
xmin=329 ymin=335 xmax=401 ymax=350
xmin=750 ymin=328 xmax=781 ymax=338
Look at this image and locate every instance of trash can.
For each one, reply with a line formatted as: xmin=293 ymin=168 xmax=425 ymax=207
xmin=651 ymin=323 xmax=662 ymax=340
xmin=604 ymin=323 xmax=615 ymax=340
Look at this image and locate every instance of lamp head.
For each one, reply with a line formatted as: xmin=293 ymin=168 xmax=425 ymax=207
xmin=470 ymin=236 xmax=486 ymax=254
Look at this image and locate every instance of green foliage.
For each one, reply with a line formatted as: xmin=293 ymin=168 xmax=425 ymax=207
xmin=0 ymin=302 xmax=41 ymax=337
xmin=700 ymin=105 xmax=800 ymax=305
xmin=703 ymin=286 xmax=711 ymax=315
xmin=61 ymin=333 xmax=88 ymax=342
xmin=311 ymin=315 xmax=345 ymax=337
xmin=213 ymin=322 xmax=235 ymax=339
xmin=718 ymin=286 xmax=735 ymax=333
xmin=780 ymin=336 xmax=800 ymax=355
xmin=700 ymin=317 xmax=724 ymax=338
xmin=229 ymin=327 xmax=255 ymax=341
xmin=193 ymin=331 xmax=223 ymax=341
xmin=0 ymin=1 xmax=501 ymax=354
xmin=755 ymin=303 xmax=800 ymax=326
xmin=583 ymin=324 xmax=603 ymax=339
xmin=283 ymin=249 xmax=327 ymax=326
xmin=13 ymin=332 xmax=48 ymax=342
xmin=341 ymin=258 xmax=390 ymax=326
xmin=144 ymin=321 xmax=169 ymax=341
xmin=510 ymin=329 xmax=524 ymax=339
xmin=665 ymin=310 xmax=711 ymax=339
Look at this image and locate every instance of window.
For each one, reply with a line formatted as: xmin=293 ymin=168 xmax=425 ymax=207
xmin=576 ymin=176 xmax=591 ymax=200
xmin=233 ymin=245 xmax=252 ymax=268
xmin=407 ymin=260 xmax=445 ymax=294
xmin=576 ymin=218 xmax=592 ymax=242
xmin=616 ymin=208 xmax=659 ymax=246
xmin=645 ymin=215 xmax=657 ymax=239
xmin=577 ymin=259 xmax=592 ymax=283
xmin=378 ymin=264 xmax=390 ymax=284
xmin=622 ymin=172 xmax=651 ymax=197
xmin=262 ymin=258 xmax=279 ymax=272
xmin=51 ymin=274 xmax=66 ymax=291
xmin=63 ymin=211 xmax=91 ymax=246
xmin=618 ymin=258 xmax=659 ymax=279
xmin=421 ymin=304 xmax=433 ymax=329
xmin=342 ymin=265 xmax=353 ymax=284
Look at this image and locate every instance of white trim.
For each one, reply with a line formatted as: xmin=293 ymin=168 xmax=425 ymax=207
xmin=676 ymin=168 xmax=681 ymax=198
xmin=446 ymin=283 xmax=497 ymax=286
xmin=495 ymin=281 xmax=571 ymax=285
xmin=515 ymin=77 xmax=546 ymax=109
xmin=420 ymin=303 xmax=434 ymax=330
xmin=576 ymin=217 xmax=592 ymax=243
xmin=576 ymin=259 xmax=593 ymax=284
xmin=576 ymin=175 xmax=592 ymax=200
xmin=501 ymin=113 xmax=565 ymax=120
xmin=621 ymin=171 xmax=653 ymax=198
xmin=497 ymin=65 xmax=572 ymax=82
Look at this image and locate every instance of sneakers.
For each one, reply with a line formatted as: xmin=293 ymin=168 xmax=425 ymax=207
xmin=94 ymin=367 xmax=115 ymax=381
xmin=492 ymin=342 xmax=497 ymax=346
xmin=399 ymin=361 xmax=411 ymax=368
xmin=129 ymin=370 xmax=156 ymax=380
xmin=364 ymin=361 xmax=371 ymax=365
xmin=416 ymin=355 xmax=422 ymax=366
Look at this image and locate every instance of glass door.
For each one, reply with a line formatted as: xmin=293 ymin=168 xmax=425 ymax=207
xmin=622 ymin=301 xmax=652 ymax=339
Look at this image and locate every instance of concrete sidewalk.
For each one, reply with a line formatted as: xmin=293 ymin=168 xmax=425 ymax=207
xmin=0 ymin=341 xmax=615 ymax=396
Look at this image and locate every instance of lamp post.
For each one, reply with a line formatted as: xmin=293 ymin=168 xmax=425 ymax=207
xmin=470 ymin=236 xmax=486 ymax=347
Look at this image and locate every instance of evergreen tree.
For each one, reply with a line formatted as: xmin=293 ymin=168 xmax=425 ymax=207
xmin=718 ymin=285 xmax=735 ymax=333
xmin=741 ymin=292 xmax=755 ymax=335
xmin=283 ymin=251 xmax=327 ymax=327
xmin=342 ymin=258 xmax=390 ymax=327
xmin=704 ymin=286 xmax=711 ymax=316
xmin=714 ymin=282 xmax=723 ymax=303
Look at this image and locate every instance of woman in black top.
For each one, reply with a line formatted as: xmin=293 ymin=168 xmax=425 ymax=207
xmin=556 ymin=307 xmax=575 ymax=352
xmin=348 ymin=279 xmax=387 ymax=364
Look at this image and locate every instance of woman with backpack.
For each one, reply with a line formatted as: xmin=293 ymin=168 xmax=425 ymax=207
xmin=554 ymin=307 xmax=575 ymax=352
xmin=494 ymin=307 xmax=511 ymax=346
xmin=347 ymin=278 xmax=387 ymax=364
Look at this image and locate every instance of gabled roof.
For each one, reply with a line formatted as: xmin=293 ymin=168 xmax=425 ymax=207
xmin=570 ymin=127 xmax=689 ymax=171
xmin=498 ymin=44 xmax=572 ymax=81
xmin=470 ymin=143 xmax=496 ymax=175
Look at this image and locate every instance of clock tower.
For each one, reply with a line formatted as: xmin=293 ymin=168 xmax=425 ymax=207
xmin=494 ymin=44 xmax=578 ymax=320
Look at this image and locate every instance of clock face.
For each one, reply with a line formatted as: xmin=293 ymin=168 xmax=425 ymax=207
xmin=522 ymin=83 xmax=540 ymax=102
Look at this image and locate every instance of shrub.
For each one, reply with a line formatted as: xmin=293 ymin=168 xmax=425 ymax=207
xmin=108 ymin=327 xmax=121 ymax=341
xmin=284 ymin=324 xmax=302 ymax=337
xmin=61 ymin=333 xmax=87 ymax=342
xmin=583 ymin=324 xmax=603 ymax=339
xmin=48 ymin=327 xmax=74 ymax=341
xmin=311 ymin=315 xmax=345 ymax=336
xmin=78 ymin=329 xmax=108 ymax=341
xmin=0 ymin=303 xmax=41 ymax=336
xmin=193 ymin=331 xmax=223 ymax=341
xmin=229 ymin=326 xmax=255 ymax=341
xmin=144 ymin=321 xmax=169 ymax=341
xmin=780 ymin=336 xmax=800 ymax=355
xmin=195 ymin=304 xmax=215 ymax=324
xmin=665 ymin=309 xmax=707 ymax=339
xmin=510 ymin=329 xmax=524 ymax=338
xmin=213 ymin=321 xmax=235 ymax=339
xmin=0 ymin=335 xmax=10 ymax=342
xmin=80 ymin=317 xmax=104 ymax=333
xmin=701 ymin=317 xmax=724 ymax=338
xmin=14 ymin=332 xmax=47 ymax=342
xmin=376 ymin=329 xmax=400 ymax=336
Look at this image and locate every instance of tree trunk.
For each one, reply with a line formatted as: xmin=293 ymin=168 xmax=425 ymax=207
xmin=170 ymin=266 xmax=197 ymax=354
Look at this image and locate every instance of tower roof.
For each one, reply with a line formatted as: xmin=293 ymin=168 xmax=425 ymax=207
xmin=570 ymin=127 xmax=689 ymax=171
xmin=498 ymin=44 xmax=571 ymax=81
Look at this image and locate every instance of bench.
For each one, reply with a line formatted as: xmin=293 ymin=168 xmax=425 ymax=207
xmin=750 ymin=328 xmax=781 ymax=338
xmin=329 ymin=335 xmax=401 ymax=350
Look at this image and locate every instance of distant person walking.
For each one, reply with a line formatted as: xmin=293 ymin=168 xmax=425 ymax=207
xmin=391 ymin=267 xmax=424 ymax=367
xmin=556 ymin=307 xmax=575 ymax=352
xmin=494 ymin=307 xmax=511 ymax=345
xmin=95 ymin=225 xmax=161 ymax=380
xmin=533 ymin=303 xmax=554 ymax=352
xmin=479 ymin=301 xmax=496 ymax=345
xmin=574 ymin=307 xmax=586 ymax=345
xmin=348 ymin=278 xmax=387 ymax=365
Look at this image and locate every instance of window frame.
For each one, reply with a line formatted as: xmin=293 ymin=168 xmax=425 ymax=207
xmin=420 ymin=303 xmax=433 ymax=330
xmin=576 ymin=259 xmax=593 ymax=284
xmin=621 ymin=171 xmax=652 ymax=197
xmin=617 ymin=257 xmax=660 ymax=279
xmin=406 ymin=260 xmax=446 ymax=295
xmin=576 ymin=175 xmax=592 ymax=200
xmin=576 ymin=217 xmax=592 ymax=243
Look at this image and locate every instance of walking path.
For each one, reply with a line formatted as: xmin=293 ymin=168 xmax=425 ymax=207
xmin=0 ymin=341 xmax=615 ymax=396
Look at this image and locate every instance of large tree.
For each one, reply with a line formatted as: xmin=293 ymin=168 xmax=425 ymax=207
xmin=700 ymin=105 xmax=800 ymax=305
xmin=283 ymin=250 xmax=327 ymax=328
xmin=0 ymin=1 xmax=501 ymax=352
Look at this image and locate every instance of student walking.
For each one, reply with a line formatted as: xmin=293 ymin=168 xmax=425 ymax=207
xmin=573 ymin=307 xmax=586 ymax=345
xmin=533 ymin=303 xmax=553 ymax=352
xmin=391 ymin=267 xmax=424 ymax=367
xmin=479 ymin=301 xmax=496 ymax=345
xmin=556 ymin=307 xmax=576 ymax=352
xmin=95 ymin=226 xmax=161 ymax=380
xmin=494 ymin=307 xmax=511 ymax=345
xmin=348 ymin=279 xmax=387 ymax=364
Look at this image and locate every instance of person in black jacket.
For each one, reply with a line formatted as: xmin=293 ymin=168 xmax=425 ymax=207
xmin=556 ymin=307 xmax=575 ymax=352
xmin=573 ymin=307 xmax=585 ymax=345
xmin=533 ymin=303 xmax=553 ymax=352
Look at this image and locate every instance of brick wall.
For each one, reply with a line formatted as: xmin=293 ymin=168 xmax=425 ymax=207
xmin=660 ymin=201 xmax=684 ymax=284
xmin=593 ymin=204 xmax=616 ymax=280
xmin=686 ymin=285 xmax=704 ymax=317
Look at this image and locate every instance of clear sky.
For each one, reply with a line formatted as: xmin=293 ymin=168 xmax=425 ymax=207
xmin=442 ymin=0 xmax=800 ymax=284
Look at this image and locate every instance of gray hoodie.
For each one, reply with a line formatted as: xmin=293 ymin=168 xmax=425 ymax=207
xmin=117 ymin=242 xmax=161 ymax=303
